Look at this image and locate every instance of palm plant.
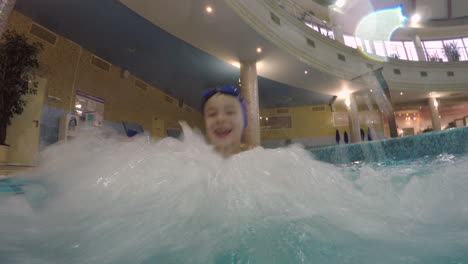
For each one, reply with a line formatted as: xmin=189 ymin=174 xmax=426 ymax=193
xmin=443 ymin=41 xmax=460 ymax=62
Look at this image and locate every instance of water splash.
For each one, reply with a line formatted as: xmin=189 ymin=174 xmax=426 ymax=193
xmin=1 ymin=123 xmax=468 ymax=263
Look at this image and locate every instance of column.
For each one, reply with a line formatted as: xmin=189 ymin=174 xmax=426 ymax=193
xmin=346 ymin=93 xmax=361 ymax=143
xmin=380 ymin=89 xmax=398 ymax=138
xmin=428 ymin=97 xmax=441 ymax=131
xmin=0 ymin=0 xmax=16 ymax=36
xmin=413 ymin=34 xmax=427 ymax=61
xmin=240 ymin=61 xmax=260 ymax=147
xmin=386 ymin=110 xmax=398 ymax=138
xmin=332 ymin=25 xmax=345 ymax=44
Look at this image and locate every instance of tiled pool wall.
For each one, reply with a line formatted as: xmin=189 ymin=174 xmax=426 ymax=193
xmin=309 ymin=127 xmax=468 ymax=164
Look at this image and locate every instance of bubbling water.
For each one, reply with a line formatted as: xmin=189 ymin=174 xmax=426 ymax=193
xmin=1 ymin=123 xmax=468 ymax=264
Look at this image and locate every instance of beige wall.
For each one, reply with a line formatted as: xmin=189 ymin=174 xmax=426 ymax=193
xmin=6 ymin=11 xmax=204 ymax=133
xmin=260 ymin=104 xmax=384 ymax=142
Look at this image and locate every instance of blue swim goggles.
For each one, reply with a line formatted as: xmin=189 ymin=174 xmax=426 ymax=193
xmin=201 ymin=86 xmax=248 ymax=128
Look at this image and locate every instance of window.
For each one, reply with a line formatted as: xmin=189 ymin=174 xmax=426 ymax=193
xmin=423 ymin=40 xmax=446 ymax=61
xmin=463 ymin=38 xmax=468 ymax=55
xmin=364 ymin=40 xmax=373 ymax=54
xmin=373 ymin=41 xmax=386 ymax=57
xmin=319 ymin=27 xmax=328 ymax=37
xmin=442 ymin=38 xmax=468 ymax=61
xmin=344 ymin=35 xmax=357 ymax=48
xmin=355 ymin=37 xmax=364 ymax=51
xmin=311 ymin=24 xmax=319 ymax=32
xmin=385 ymin=41 xmax=407 ymax=60
xmin=404 ymin=41 xmax=418 ymax=61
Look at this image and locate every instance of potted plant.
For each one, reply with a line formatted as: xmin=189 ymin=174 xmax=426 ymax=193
xmin=427 ymin=52 xmax=440 ymax=62
xmin=443 ymin=41 xmax=461 ymax=62
xmin=0 ymin=29 xmax=42 ymax=165
xmin=388 ymin=53 xmax=399 ymax=62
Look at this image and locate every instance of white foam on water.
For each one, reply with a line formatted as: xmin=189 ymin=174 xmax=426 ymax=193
xmin=1 ymin=123 xmax=468 ymax=263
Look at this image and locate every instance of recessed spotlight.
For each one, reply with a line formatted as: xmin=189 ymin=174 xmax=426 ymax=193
xmin=256 ymin=47 xmax=262 ymax=53
xmin=206 ymin=6 xmax=213 ymax=13
xmin=400 ymin=92 xmax=403 ymax=95
xmin=411 ymin=14 xmax=421 ymax=24
xmin=304 ymin=70 xmax=308 ymax=74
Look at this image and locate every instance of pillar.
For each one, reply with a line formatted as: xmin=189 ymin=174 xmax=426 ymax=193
xmin=386 ymin=110 xmax=398 ymax=138
xmin=413 ymin=34 xmax=427 ymax=61
xmin=428 ymin=97 xmax=441 ymax=131
xmin=0 ymin=0 xmax=16 ymax=36
xmin=332 ymin=25 xmax=345 ymax=44
xmin=380 ymin=88 xmax=398 ymax=138
xmin=346 ymin=93 xmax=361 ymax=143
xmin=240 ymin=61 xmax=260 ymax=147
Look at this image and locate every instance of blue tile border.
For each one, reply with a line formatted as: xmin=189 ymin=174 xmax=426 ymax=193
xmin=308 ymin=127 xmax=468 ymax=164
xmin=0 ymin=179 xmax=24 ymax=194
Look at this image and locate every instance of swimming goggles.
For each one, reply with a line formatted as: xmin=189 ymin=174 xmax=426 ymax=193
xmin=201 ymin=85 xmax=248 ymax=128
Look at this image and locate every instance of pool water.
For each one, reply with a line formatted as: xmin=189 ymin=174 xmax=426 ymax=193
xmin=1 ymin=125 xmax=467 ymax=264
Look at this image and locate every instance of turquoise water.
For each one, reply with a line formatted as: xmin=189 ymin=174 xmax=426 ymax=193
xmin=1 ymin=125 xmax=468 ymax=263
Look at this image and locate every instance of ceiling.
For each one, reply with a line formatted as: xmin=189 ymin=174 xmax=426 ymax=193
xmin=117 ymin=0 xmax=351 ymax=95
xmin=14 ymin=0 xmax=338 ymax=109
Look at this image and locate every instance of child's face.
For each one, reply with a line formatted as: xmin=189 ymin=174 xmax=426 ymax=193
xmin=204 ymin=93 xmax=244 ymax=147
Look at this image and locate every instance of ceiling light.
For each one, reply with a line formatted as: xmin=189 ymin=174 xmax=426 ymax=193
xmin=411 ymin=14 xmax=421 ymax=24
xmin=256 ymin=47 xmax=262 ymax=53
xmin=304 ymin=70 xmax=308 ymax=74
xmin=230 ymin=61 xmax=240 ymax=68
xmin=335 ymin=0 xmax=346 ymax=8
xmin=345 ymin=97 xmax=351 ymax=107
xmin=400 ymin=92 xmax=403 ymax=95
xmin=206 ymin=6 xmax=213 ymax=13
xmin=370 ymin=89 xmax=373 ymax=92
